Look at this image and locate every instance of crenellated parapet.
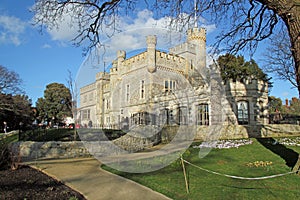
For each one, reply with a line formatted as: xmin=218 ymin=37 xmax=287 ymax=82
xmin=122 ymin=52 xmax=147 ymax=68
xmin=187 ymin=27 xmax=206 ymax=42
xmin=169 ymin=43 xmax=196 ymax=55
xmin=224 ymin=78 xmax=268 ymax=94
xmin=156 ymin=51 xmax=186 ymax=63
xmin=80 ymin=82 xmax=95 ymax=93
xmin=96 ymin=71 xmax=110 ymax=81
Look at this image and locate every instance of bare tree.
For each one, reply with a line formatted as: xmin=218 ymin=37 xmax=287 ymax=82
xmin=32 ymin=0 xmax=130 ymax=53
xmin=66 ymin=69 xmax=79 ymax=140
xmin=0 ymin=65 xmax=23 ymax=95
xmin=263 ymin=28 xmax=298 ymax=90
xmin=31 ymin=0 xmax=300 ymax=96
xmin=0 ymin=65 xmax=24 ymax=115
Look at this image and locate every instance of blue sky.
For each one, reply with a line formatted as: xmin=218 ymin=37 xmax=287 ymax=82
xmin=0 ymin=1 xmax=298 ymax=106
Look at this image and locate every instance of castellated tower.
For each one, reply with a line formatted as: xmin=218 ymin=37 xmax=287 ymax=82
xmin=117 ymin=50 xmax=126 ymax=67
xmin=146 ymin=35 xmax=157 ymax=73
xmin=187 ymin=27 xmax=206 ymax=73
xmin=168 ymin=27 xmax=207 ymax=83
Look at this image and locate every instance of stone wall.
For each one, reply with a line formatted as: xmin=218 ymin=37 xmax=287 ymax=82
xmin=11 ymin=124 xmax=300 ymax=161
xmin=11 ymin=128 xmax=161 ymax=161
xmin=161 ymin=124 xmax=300 ymax=142
xmin=113 ymin=126 xmax=162 ymax=152
xmin=10 ymin=141 xmax=91 ymax=161
xmin=260 ymin=124 xmax=300 ymax=137
xmin=195 ymin=124 xmax=300 ymax=140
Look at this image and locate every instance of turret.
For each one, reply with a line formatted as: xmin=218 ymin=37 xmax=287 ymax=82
xmin=187 ymin=27 xmax=206 ymax=71
xmin=117 ymin=50 xmax=126 ymax=67
xmin=146 ymin=35 xmax=157 ymax=73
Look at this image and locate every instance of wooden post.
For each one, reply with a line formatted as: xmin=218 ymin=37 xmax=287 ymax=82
xmin=292 ymin=155 xmax=300 ymax=175
xmin=181 ymin=155 xmax=189 ymax=194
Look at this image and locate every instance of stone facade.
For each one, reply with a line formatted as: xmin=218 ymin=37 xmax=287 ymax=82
xmin=79 ymin=27 xmax=269 ymax=133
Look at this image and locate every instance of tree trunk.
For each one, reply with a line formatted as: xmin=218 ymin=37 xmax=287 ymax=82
xmin=257 ymin=0 xmax=300 ymax=97
xmin=285 ymin=1 xmax=300 ymax=98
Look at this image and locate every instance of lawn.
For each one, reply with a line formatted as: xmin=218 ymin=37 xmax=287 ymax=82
xmin=103 ymin=138 xmax=300 ymax=200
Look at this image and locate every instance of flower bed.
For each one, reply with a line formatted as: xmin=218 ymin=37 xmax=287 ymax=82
xmin=193 ymin=139 xmax=253 ymax=149
xmin=245 ymin=161 xmax=273 ymax=168
xmin=277 ymin=137 xmax=300 ymax=146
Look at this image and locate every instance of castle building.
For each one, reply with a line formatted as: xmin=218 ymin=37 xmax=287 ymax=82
xmin=79 ymin=27 xmax=269 ymax=133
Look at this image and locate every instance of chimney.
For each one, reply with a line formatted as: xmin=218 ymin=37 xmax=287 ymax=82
xmin=285 ymin=99 xmax=289 ymax=107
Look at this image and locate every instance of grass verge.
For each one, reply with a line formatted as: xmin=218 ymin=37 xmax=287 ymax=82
xmin=102 ymin=138 xmax=300 ymax=200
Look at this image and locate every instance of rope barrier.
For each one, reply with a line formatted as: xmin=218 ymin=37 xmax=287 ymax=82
xmin=182 ymin=159 xmax=298 ymax=180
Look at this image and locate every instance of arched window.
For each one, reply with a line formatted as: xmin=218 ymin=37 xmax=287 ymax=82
xmin=197 ymin=104 xmax=209 ymax=125
xmin=237 ymin=101 xmax=249 ymax=125
xmin=178 ymin=107 xmax=187 ymax=125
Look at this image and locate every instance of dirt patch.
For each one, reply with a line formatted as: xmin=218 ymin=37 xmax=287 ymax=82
xmin=0 ymin=165 xmax=86 ymax=200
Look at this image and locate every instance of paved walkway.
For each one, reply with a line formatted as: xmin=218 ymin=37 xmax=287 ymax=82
xmin=26 ymin=158 xmax=171 ymax=200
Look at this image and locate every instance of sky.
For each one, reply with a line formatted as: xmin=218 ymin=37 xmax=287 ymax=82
xmin=0 ymin=1 xmax=298 ymax=107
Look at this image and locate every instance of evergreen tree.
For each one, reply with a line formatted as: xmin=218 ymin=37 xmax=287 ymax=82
xmin=36 ymin=83 xmax=72 ymax=125
xmin=217 ymin=53 xmax=271 ymax=84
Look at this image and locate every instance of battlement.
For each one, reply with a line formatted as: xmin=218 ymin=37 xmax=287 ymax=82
xmin=156 ymin=50 xmax=185 ymax=63
xmin=187 ymin=27 xmax=206 ymax=42
xmin=117 ymin=50 xmax=126 ymax=59
xmin=224 ymin=78 xmax=268 ymax=94
xmin=122 ymin=51 xmax=147 ymax=67
xmin=80 ymin=82 xmax=95 ymax=93
xmin=224 ymin=77 xmax=266 ymax=85
xmin=96 ymin=71 xmax=110 ymax=81
xmin=169 ymin=43 xmax=196 ymax=55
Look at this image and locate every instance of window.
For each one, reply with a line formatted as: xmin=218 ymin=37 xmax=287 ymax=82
xmin=197 ymin=104 xmax=209 ymax=125
xmin=82 ymin=109 xmax=90 ymax=120
xmin=106 ymin=116 xmax=110 ymax=128
xmin=141 ymin=80 xmax=145 ymax=99
xmin=131 ymin=111 xmax=151 ymax=125
xmin=126 ymin=84 xmax=130 ymax=102
xmin=159 ymin=109 xmax=169 ymax=125
xmin=164 ymin=80 xmax=169 ymax=93
xmin=164 ymin=80 xmax=176 ymax=93
xmin=237 ymin=101 xmax=249 ymax=125
xmin=169 ymin=109 xmax=174 ymax=123
xmin=106 ymin=99 xmax=110 ymax=110
xmin=189 ymin=107 xmax=192 ymax=124
xmin=178 ymin=107 xmax=187 ymax=125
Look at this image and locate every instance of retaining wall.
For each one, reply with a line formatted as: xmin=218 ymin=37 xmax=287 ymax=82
xmin=11 ymin=124 xmax=300 ymax=161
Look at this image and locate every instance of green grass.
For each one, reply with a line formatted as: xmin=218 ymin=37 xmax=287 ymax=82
xmin=102 ymin=138 xmax=300 ymax=200
xmin=0 ymin=133 xmax=19 ymax=144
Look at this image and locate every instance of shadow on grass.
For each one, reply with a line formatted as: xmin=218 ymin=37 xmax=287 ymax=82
xmin=256 ymin=138 xmax=299 ymax=169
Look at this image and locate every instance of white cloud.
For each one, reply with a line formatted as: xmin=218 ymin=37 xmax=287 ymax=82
xmin=0 ymin=15 xmax=27 ymax=46
xmin=45 ymin=13 xmax=80 ymax=41
xmin=32 ymin=3 xmax=83 ymax=42
xmin=282 ymin=91 xmax=290 ymax=97
xmin=33 ymin=5 xmax=216 ymax=51
xmin=42 ymin=43 xmax=52 ymax=49
xmin=107 ymin=10 xmax=185 ymax=51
